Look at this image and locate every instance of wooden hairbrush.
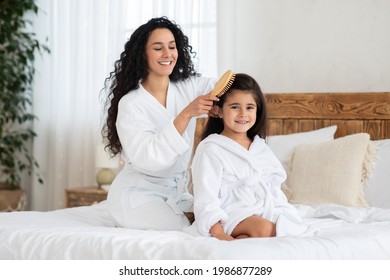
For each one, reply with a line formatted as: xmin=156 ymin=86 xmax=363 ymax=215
xmin=210 ymin=70 xmax=235 ymax=97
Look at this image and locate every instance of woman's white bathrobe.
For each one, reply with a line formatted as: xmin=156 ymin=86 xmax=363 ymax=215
xmin=192 ymin=134 xmax=308 ymax=237
xmin=107 ymin=76 xmax=215 ymax=230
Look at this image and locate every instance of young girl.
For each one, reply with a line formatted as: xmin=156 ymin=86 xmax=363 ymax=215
xmin=191 ymin=73 xmax=308 ymax=240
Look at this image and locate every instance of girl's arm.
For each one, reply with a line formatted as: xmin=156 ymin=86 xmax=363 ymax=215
xmin=192 ymin=144 xmax=229 ymax=236
xmin=210 ymin=221 xmax=234 ymax=241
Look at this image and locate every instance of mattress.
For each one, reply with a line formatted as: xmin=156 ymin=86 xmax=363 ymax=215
xmin=1 ymin=201 xmax=389 ymax=260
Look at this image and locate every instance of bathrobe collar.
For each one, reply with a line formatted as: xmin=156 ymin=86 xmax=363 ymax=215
xmin=139 ymin=81 xmax=176 ymax=118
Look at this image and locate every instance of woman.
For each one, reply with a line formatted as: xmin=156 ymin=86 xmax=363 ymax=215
xmin=102 ymin=17 xmax=218 ymax=230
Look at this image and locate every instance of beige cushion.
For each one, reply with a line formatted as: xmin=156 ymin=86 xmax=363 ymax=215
xmin=267 ymin=125 xmax=337 ymax=172
xmin=283 ymin=133 xmax=376 ymax=208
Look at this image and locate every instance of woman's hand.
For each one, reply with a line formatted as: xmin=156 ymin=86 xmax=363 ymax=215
xmin=184 ymin=94 xmax=219 ymax=118
xmin=208 ymin=104 xmax=220 ymax=118
xmin=174 ymin=94 xmax=219 ymax=135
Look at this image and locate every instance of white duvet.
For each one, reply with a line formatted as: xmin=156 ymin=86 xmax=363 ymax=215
xmin=0 ymin=201 xmax=389 ymax=259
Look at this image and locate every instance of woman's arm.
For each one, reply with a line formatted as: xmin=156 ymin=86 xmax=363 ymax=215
xmin=173 ymin=76 xmax=218 ymax=135
xmin=174 ymin=94 xmax=219 ymax=135
xmin=117 ymin=97 xmax=190 ymax=171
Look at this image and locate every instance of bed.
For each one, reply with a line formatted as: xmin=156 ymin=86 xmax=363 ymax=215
xmin=1 ymin=92 xmax=390 ymax=260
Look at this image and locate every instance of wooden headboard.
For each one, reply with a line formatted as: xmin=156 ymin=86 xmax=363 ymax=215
xmin=265 ymin=92 xmax=390 ymax=140
xmin=195 ymin=92 xmax=390 ymax=148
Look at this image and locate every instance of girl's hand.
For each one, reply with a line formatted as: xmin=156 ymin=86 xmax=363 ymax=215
xmin=214 ymin=232 xmax=235 ymax=241
xmin=210 ymin=221 xmax=234 ymax=241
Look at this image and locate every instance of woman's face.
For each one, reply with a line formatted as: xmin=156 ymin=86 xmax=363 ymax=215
xmin=145 ymin=28 xmax=178 ymax=78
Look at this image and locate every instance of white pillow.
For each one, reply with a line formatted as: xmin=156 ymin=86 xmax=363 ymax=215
xmin=267 ymin=125 xmax=337 ymax=171
xmin=283 ymin=133 xmax=375 ymax=208
xmin=365 ymin=139 xmax=390 ymax=208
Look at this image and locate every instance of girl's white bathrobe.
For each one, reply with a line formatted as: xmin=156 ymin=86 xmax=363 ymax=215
xmin=107 ymin=76 xmax=215 ymax=230
xmin=192 ymin=134 xmax=308 ymax=237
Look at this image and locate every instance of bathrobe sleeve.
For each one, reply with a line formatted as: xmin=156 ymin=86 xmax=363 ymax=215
xmin=117 ymin=95 xmax=190 ymax=172
xmin=192 ymin=143 xmax=229 ymax=236
xmin=116 ymin=77 xmax=216 ymax=173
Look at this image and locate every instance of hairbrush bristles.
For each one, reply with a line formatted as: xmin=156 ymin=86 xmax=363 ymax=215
xmin=210 ymin=70 xmax=235 ymax=97
xmin=217 ymin=74 xmax=235 ymax=97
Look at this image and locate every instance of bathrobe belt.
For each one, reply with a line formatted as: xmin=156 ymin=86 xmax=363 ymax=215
xmin=222 ymin=175 xmax=275 ymax=220
xmin=166 ymin=171 xmax=189 ymax=214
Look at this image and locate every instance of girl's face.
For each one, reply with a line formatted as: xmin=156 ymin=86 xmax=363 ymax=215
xmin=218 ymin=90 xmax=257 ymax=138
xmin=145 ymin=28 xmax=178 ymax=77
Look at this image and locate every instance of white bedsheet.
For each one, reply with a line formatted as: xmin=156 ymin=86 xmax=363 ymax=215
xmin=0 ymin=201 xmax=389 ymax=259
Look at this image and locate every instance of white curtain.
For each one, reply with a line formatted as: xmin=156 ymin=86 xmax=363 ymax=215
xmin=31 ymin=0 xmax=216 ymax=210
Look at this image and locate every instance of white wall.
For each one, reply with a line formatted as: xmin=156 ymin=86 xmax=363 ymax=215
xmin=217 ymin=0 xmax=390 ymax=93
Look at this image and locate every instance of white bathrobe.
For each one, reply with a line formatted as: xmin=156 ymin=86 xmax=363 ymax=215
xmin=192 ymin=134 xmax=308 ymax=237
xmin=107 ymin=76 xmax=215 ymax=230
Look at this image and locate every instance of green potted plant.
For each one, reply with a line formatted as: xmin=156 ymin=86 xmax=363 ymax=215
xmin=0 ymin=0 xmax=48 ymax=211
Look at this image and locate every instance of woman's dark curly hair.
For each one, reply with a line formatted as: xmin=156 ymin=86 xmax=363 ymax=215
xmin=102 ymin=17 xmax=198 ymax=155
xmin=201 ymin=73 xmax=268 ymax=141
